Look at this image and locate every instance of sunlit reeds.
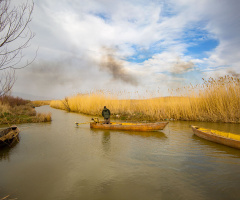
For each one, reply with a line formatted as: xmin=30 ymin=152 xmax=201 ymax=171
xmin=35 ymin=112 xmax=52 ymax=122
xmin=31 ymin=100 xmax=51 ymax=107
xmin=50 ymin=75 xmax=240 ymax=123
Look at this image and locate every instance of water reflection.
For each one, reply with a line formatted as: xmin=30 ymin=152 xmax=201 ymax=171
xmin=121 ymin=130 xmax=167 ymax=139
xmin=102 ymin=130 xmax=111 ymax=153
xmin=0 ymin=139 xmax=19 ymax=161
xmin=192 ymin=134 xmax=240 ymax=159
xmin=91 ymin=128 xmax=167 ymax=140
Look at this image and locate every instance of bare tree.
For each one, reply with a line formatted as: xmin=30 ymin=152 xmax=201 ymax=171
xmin=0 ymin=0 xmax=35 ymax=96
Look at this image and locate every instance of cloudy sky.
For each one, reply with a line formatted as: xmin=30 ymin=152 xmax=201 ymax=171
xmin=11 ymin=0 xmax=240 ymax=100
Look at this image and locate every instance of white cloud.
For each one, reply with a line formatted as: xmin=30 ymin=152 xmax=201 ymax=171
xmin=10 ymin=0 xmax=240 ymax=99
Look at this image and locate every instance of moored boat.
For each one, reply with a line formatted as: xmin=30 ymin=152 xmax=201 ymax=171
xmin=90 ymin=121 xmax=169 ymax=131
xmin=0 ymin=125 xmax=20 ymax=148
xmin=191 ymin=125 xmax=240 ymax=149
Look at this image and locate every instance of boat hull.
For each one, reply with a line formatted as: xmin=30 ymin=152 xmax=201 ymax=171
xmin=90 ymin=122 xmax=168 ymax=131
xmin=0 ymin=126 xmax=20 ymax=148
xmin=191 ymin=126 xmax=240 ymax=149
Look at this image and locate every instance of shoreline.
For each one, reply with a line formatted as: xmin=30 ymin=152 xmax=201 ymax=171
xmin=50 ymin=105 xmax=240 ymax=124
xmin=0 ymin=100 xmax=52 ymax=125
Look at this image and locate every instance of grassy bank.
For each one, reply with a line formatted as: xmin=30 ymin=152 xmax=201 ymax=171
xmin=50 ymin=76 xmax=240 ymax=123
xmin=0 ymin=96 xmax=51 ymax=125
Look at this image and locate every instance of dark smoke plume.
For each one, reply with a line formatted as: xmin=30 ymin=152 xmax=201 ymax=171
xmin=100 ymin=47 xmax=138 ymax=86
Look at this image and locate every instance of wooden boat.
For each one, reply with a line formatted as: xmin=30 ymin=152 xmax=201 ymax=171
xmin=90 ymin=121 xmax=169 ymax=131
xmin=0 ymin=125 xmax=20 ymax=148
xmin=191 ymin=126 xmax=240 ymax=149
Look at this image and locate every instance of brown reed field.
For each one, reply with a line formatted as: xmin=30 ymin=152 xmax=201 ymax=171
xmin=50 ymin=75 xmax=240 ymax=123
xmin=0 ymin=96 xmax=52 ymax=124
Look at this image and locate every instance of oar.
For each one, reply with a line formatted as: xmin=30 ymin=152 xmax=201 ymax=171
xmin=75 ymin=118 xmax=100 ymax=126
xmin=75 ymin=122 xmax=91 ymax=126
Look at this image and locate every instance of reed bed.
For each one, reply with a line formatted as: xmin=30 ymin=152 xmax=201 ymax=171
xmin=50 ymin=75 xmax=240 ymax=123
xmin=35 ymin=112 xmax=52 ymax=122
xmin=0 ymin=96 xmax=52 ymax=124
xmin=31 ymin=100 xmax=51 ymax=107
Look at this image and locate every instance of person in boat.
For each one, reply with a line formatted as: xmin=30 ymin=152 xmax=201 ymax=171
xmin=102 ymin=106 xmax=111 ymax=124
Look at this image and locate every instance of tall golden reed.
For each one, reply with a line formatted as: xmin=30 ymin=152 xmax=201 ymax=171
xmin=50 ymin=75 xmax=240 ymax=123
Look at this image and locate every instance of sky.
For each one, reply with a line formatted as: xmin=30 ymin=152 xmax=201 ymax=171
xmin=10 ymin=0 xmax=240 ymax=100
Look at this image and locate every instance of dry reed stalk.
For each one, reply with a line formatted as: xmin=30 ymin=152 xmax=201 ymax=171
xmin=1 ymin=195 xmax=10 ymax=200
xmin=50 ymin=76 xmax=240 ymax=123
xmin=36 ymin=112 xmax=52 ymax=122
xmin=0 ymin=195 xmax=17 ymax=200
xmin=31 ymin=100 xmax=51 ymax=107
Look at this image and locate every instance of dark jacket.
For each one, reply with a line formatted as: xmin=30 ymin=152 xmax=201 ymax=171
xmin=102 ymin=108 xmax=110 ymax=119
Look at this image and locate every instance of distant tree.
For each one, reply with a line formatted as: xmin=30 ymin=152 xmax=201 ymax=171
xmin=0 ymin=0 xmax=35 ymax=97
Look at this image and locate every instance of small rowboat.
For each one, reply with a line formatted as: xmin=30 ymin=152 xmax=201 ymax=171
xmin=0 ymin=125 xmax=20 ymax=148
xmin=90 ymin=121 xmax=168 ymax=131
xmin=191 ymin=126 xmax=240 ymax=149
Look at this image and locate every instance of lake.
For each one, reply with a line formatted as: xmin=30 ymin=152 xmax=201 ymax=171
xmin=1 ymin=105 xmax=240 ymax=200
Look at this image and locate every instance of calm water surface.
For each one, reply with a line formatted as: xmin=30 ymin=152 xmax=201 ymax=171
xmin=1 ymin=106 xmax=240 ymax=200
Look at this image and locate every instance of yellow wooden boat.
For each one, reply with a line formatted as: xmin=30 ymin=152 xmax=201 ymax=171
xmin=90 ymin=121 xmax=169 ymax=131
xmin=191 ymin=126 xmax=240 ymax=149
xmin=0 ymin=125 xmax=20 ymax=148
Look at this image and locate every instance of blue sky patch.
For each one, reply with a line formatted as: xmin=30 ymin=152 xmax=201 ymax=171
xmin=93 ymin=12 xmax=111 ymax=23
xmin=186 ymin=38 xmax=219 ymax=57
xmin=126 ymin=42 xmax=165 ymax=63
xmin=183 ymin=27 xmax=219 ymax=58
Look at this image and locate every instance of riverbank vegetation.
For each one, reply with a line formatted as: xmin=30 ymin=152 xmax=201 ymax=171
xmin=50 ymin=75 xmax=240 ymax=123
xmin=32 ymin=100 xmax=51 ymax=107
xmin=0 ymin=96 xmax=51 ymax=125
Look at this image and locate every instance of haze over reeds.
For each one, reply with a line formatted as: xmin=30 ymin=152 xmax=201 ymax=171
xmin=50 ymin=75 xmax=240 ymax=123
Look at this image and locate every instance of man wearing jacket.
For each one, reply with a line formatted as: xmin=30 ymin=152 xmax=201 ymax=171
xmin=102 ymin=106 xmax=111 ymax=124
